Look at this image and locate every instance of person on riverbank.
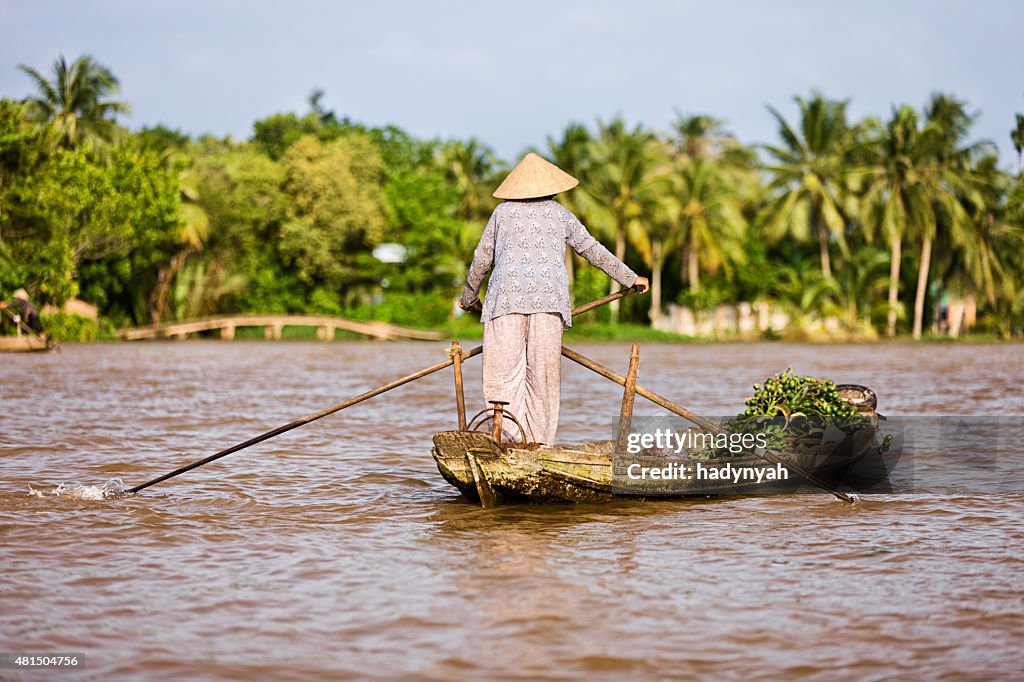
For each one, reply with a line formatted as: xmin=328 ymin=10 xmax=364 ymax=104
xmin=459 ymin=153 xmax=649 ymax=444
xmin=0 ymin=288 xmax=44 ymax=335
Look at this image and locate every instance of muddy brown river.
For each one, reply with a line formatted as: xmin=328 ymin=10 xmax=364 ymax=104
xmin=2 ymin=340 xmax=1023 ymax=680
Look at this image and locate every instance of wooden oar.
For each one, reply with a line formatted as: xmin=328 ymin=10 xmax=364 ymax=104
xmin=130 ymin=286 xmax=645 ymax=494
xmin=465 ymin=283 xmax=643 ymax=316
xmin=129 ymin=346 xmax=483 ymax=493
xmin=571 ymin=283 xmax=644 ymax=316
xmin=560 ymin=345 xmax=857 ymax=504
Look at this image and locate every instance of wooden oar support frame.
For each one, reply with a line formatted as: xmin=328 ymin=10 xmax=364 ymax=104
xmin=448 ymin=340 xmax=467 ymax=430
xmin=466 ymin=401 xmax=528 ymax=445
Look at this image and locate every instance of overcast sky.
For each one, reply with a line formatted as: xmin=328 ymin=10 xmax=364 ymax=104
xmin=1 ymin=1 xmax=1020 ymax=167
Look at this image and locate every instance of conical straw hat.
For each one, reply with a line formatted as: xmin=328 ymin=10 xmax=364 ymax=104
xmin=492 ymin=152 xmax=579 ymax=200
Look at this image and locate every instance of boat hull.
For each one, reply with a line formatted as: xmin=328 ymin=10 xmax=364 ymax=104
xmin=431 ymin=423 xmax=880 ymax=506
xmin=0 ymin=335 xmax=51 ymax=352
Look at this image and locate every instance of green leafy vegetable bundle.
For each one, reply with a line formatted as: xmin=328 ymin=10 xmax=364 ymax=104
xmin=741 ymin=368 xmax=859 ymax=419
xmin=692 ymin=369 xmax=870 ymax=460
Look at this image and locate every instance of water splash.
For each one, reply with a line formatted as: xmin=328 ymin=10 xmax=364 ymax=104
xmin=27 ymin=479 xmax=131 ymax=500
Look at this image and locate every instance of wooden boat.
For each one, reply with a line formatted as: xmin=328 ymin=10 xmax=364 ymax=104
xmin=0 ymin=335 xmax=52 ymax=352
xmin=432 ymin=362 xmax=883 ymax=507
xmin=431 ymin=412 xmax=881 ymax=506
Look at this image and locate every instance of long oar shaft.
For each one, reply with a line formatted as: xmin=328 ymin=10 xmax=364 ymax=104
xmin=571 ymin=284 xmax=642 ymax=316
xmin=2 ymin=306 xmax=41 ymax=339
xmin=129 ymin=346 xmax=482 ymax=493
xmin=560 ymin=346 xmax=719 ymax=433
xmin=560 ymin=345 xmax=855 ymax=503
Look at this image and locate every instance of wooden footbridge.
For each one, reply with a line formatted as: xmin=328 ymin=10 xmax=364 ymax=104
xmin=116 ymin=315 xmax=443 ymax=342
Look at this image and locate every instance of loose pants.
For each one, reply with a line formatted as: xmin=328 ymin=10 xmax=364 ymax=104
xmin=482 ymin=312 xmax=563 ymax=445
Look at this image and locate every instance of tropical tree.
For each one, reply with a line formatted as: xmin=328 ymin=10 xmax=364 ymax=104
xmin=548 ymin=122 xmax=593 ymax=213
xmin=18 ymin=54 xmax=129 ymax=150
xmin=931 ymin=153 xmax=1017 ymax=329
xmin=858 ymin=106 xmax=942 ymax=336
xmin=673 ymin=157 xmax=747 ymax=295
xmin=579 ymin=117 xmax=661 ymax=323
xmin=906 ymin=94 xmax=987 ymax=338
xmin=188 ymin=140 xmax=291 ymax=314
xmin=171 ymin=259 xmax=247 ymax=321
xmin=761 ymin=93 xmax=853 ymax=279
xmin=437 ymin=138 xmax=500 ymax=221
xmin=829 ymin=247 xmax=891 ymax=333
xmin=672 ymin=113 xmax=735 ymax=160
xmin=548 ymin=122 xmax=594 ymax=288
xmin=774 ymin=258 xmax=839 ymax=334
xmin=666 ymin=113 xmax=761 ymax=314
xmin=643 ymin=189 xmax=681 ymax=323
xmin=278 ymin=134 xmax=387 ymax=299
xmin=1011 ymin=113 xmax=1024 ymax=177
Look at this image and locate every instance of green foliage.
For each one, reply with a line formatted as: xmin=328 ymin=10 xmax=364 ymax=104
xmin=741 ymin=369 xmax=858 ymax=419
xmin=3 ymin=56 xmax=1023 ymax=340
xmin=39 ymin=311 xmax=111 ymax=342
xmin=1 ymin=101 xmax=182 ymax=314
xmin=74 ymin=144 xmax=186 ymax=323
xmin=253 ymin=112 xmax=308 ymax=161
xmin=345 ymin=291 xmax=452 ymax=328
xmin=278 ymin=134 xmax=387 ymax=293
xmin=676 ymin=285 xmax=728 ymax=312
xmin=136 ymin=125 xmax=191 ymax=152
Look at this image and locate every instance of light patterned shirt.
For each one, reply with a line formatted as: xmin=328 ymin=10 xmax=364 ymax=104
xmin=461 ymin=199 xmax=638 ymax=328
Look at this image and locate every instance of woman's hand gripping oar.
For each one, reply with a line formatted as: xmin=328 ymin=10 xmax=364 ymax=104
xmin=129 ymin=284 xmax=647 ymax=494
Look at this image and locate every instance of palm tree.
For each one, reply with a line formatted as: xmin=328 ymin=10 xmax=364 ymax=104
xmin=580 ymin=117 xmax=661 ymax=323
xmin=548 ymin=123 xmax=593 ymax=210
xmin=665 ymin=117 xmax=749 ymax=295
xmin=438 ymin=138 xmax=500 ymax=222
xmin=673 ymin=113 xmax=731 ymax=159
xmin=774 ymin=257 xmax=839 ymax=333
xmin=761 ymin=93 xmax=852 ymax=279
xmin=931 ymin=154 xmax=1014 ymax=328
xmin=644 ymin=189 xmax=680 ymax=324
xmin=907 ymin=94 xmax=985 ymax=339
xmin=674 ymin=157 xmax=747 ymax=294
xmin=829 ymin=247 xmax=891 ymax=333
xmin=548 ymin=123 xmax=594 ymax=288
xmin=171 ymin=259 xmax=246 ymax=321
xmin=858 ymin=106 xmax=945 ymax=336
xmin=1011 ymin=113 xmax=1024 ymax=177
xmin=18 ymin=54 xmax=129 ymax=149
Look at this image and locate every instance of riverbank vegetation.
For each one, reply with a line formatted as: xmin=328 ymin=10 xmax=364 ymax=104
xmin=2 ymin=54 xmax=1022 ymax=341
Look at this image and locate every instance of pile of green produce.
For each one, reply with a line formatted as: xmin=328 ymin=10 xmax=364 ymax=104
xmin=741 ymin=369 xmax=859 ymax=419
xmin=693 ymin=369 xmax=867 ymax=459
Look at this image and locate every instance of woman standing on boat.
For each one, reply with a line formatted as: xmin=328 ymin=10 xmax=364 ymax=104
xmin=0 ymin=288 xmax=44 ymax=335
xmin=459 ymin=153 xmax=648 ymax=445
